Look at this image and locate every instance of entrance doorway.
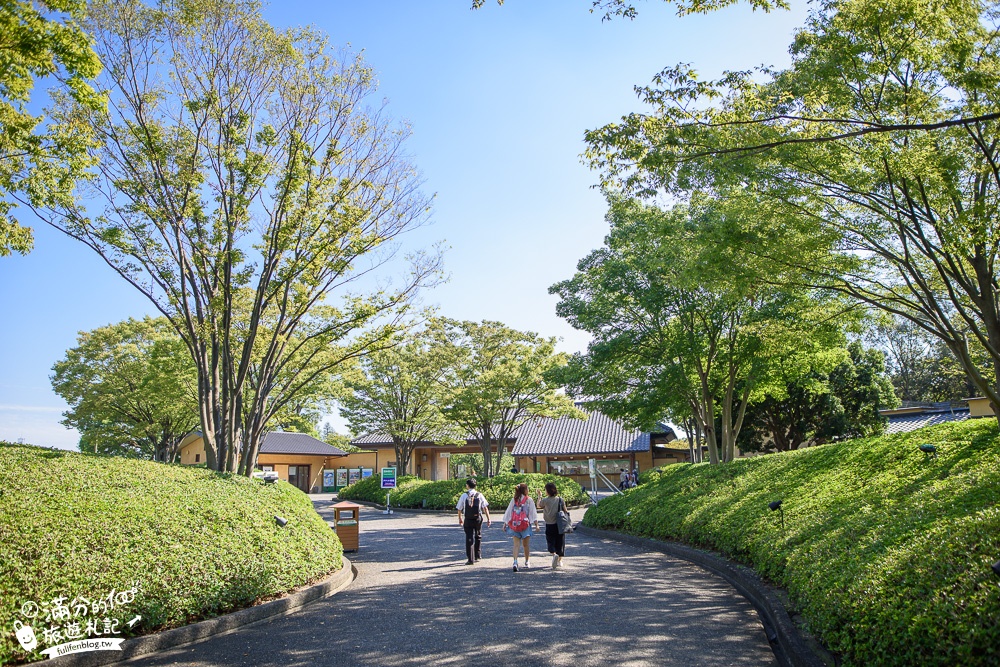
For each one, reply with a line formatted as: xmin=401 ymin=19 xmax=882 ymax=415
xmin=288 ymin=465 xmax=311 ymax=493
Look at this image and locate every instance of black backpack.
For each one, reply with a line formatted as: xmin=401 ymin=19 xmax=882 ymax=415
xmin=464 ymin=492 xmax=482 ymax=525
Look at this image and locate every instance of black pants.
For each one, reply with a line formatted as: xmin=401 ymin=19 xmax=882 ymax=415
xmin=545 ymin=522 xmax=565 ymax=557
xmin=464 ymin=520 xmax=483 ymax=561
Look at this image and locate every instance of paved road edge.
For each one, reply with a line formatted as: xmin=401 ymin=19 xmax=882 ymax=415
xmin=576 ymin=526 xmax=831 ymax=667
xmin=42 ymin=559 xmax=357 ymax=667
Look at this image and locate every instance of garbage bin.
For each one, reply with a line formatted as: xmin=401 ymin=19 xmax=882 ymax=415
xmin=332 ymin=501 xmax=361 ymax=552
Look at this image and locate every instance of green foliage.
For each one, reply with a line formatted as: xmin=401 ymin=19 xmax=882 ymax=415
xmin=585 ymin=0 xmax=1000 ymax=420
xmin=36 ymin=0 xmax=440 ymax=473
xmin=740 ymin=341 xmax=898 ymax=452
xmin=584 ymin=420 xmax=1000 ymax=666
xmin=871 ymin=314 xmax=984 ymax=403
xmin=0 ymin=0 xmax=101 ymax=256
xmin=0 ymin=442 xmax=341 ymax=665
xmin=341 ymin=321 xmax=463 ymax=474
xmin=338 ymin=473 xmax=589 ymax=509
xmin=50 ymin=316 xmax=199 ymax=460
xmin=440 ymin=319 xmax=583 ymax=477
xmin=552 ymin=197 xmax=848 ymax=464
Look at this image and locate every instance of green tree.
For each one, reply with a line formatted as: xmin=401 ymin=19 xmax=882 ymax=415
xmin=50 ymin=316 xmax=199 ymax=460
xmin=552 ymin=198 xmax=845 ymax=463
xmin=1 ymin=0 xmax=101 ymax=255
xmin=340 ymin=323 xmax=463 ymax=476
xmin=739 ymin=342 xmax=897 ymax=452
xmin=440 ymin=319 xmax=581 ymax=477
xmin=585 ymin=0 xmax=1000 ymax=426
xmin=32 ymin=0 xmax=440 ymax=473
xmin=870 ymin=314 xmax=983 ymax=403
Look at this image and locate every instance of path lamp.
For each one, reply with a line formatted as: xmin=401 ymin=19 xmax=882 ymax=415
xmin=768 ymin=499 xmax=784 ymax=532
xmin=275 ymin=515 xmax=288 ymax=527
xmin=918 ymin=444 xmax=938 ymax=461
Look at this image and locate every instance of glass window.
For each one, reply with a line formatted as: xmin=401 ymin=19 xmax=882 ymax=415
xmin=548 ymin=459 xmax=631 ymax=475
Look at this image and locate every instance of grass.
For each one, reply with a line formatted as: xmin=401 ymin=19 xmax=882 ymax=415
xmin=0 ymin=443 xmax=342 ymax=665
xmin=583 ymin=419 xmax=1000 ymax=666
xmin=337 ymin=472 xmax=590 ymax=510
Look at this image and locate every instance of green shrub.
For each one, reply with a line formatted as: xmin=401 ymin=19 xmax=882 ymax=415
xmin=583 ymin=420 xmax=1000 ymax=666
xmin=337 ymin=472 xmax=588 ymax=509
xmin=336 ymin=474 xmax=423 ymax=504
xmin=0 ymin=443 xmax=342 ymax=665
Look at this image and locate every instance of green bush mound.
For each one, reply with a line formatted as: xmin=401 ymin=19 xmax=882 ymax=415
xmin=583 ymin=420 xmax=1000 ymax=666
xmin=0 ymin=443 xmax=342 ymax=665
xmin=338 ymin=472 xmax=589 ymax=510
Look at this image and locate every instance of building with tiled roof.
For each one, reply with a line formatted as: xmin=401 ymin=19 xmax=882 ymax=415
xmin=880 ymin=404 xmax=972 ymax=435
xmin=349 ymin=404 xmax=678 ymax=485
xmin=178 ymin=430 xmax=351 ymax=493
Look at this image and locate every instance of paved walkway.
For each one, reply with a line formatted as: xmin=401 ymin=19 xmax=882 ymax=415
xmin=126 ymin=502 xmax=777 ymax=667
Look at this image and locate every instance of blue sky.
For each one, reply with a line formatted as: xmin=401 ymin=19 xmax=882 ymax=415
xmin=0 ymin=0 xmax=810 ymax=449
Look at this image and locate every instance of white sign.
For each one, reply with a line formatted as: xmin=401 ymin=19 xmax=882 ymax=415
xmin=588 ymin=458 xmax=596 ymax=478
xmin=440 ymin=452 xmax=451 ymax=458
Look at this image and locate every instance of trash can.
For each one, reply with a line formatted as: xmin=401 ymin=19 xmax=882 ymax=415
xmin=332 ymin=501 xmax=361 ymax=552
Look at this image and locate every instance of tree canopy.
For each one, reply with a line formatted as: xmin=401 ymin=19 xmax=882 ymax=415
xmin=0 ymin=0 xmax=101 ymax=256
xmin=31 ymin=0 xmax=440 ymax=473
xmin=440 ymin=319 xmax=581 ymax=477
xmin=552 ymin=198 xmax=847 ymax=463
xmin=585 ymin=0 xmax=1000 ymax=425
xmin=50 ymin=316 xmax=199 ymax=460
xmin=340 ymin=321 xmax=463 ymax=476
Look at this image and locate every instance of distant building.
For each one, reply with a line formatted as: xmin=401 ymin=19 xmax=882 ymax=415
xmin=350 ymin=404 xmax=678 ymax=483
xmin=178 ymin=431 xmax=349 ymax=493
xmin=879 ymin=402 xmax=974 ymax=435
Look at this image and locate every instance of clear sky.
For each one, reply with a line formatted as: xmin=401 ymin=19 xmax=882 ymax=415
xmin=0 ymin=0 xmax=810 ymax=449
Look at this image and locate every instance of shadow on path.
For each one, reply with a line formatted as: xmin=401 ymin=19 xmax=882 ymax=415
xmin=125 ymin=503 xmax=776 ymax=667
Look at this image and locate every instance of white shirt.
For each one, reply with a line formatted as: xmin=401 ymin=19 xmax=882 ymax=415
xmin=503 ymin=496 xmax=538 ymax=524
xmin=456 ymin=490 xmax=489 ymax=511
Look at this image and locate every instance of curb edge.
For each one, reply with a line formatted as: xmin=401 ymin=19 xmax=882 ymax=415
xmin=42 ymin=558 xmax=356 ymax=667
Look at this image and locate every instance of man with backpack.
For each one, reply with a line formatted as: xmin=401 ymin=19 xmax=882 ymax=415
xmin=457 ymin=478 xmax=492 ymax=565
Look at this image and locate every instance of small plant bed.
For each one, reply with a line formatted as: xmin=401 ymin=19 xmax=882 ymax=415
xmin=338 ymin=472 xmax=589 ymax=509
xmin=583 ymin=420 xmax=1000 ymax=666
xmin=0 ymin=443 xmax=342 ymax=665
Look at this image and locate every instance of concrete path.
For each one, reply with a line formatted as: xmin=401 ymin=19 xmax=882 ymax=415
xmin=125 ymin=502 xmax=777 ymax=667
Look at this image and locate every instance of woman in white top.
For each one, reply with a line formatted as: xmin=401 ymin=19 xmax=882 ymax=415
xmin=503 ymin=482 xmax=538 ymax=572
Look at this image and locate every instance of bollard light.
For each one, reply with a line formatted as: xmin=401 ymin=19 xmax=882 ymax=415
xmin=275 ymin=515 xmax=288 ymax=527
xmin=768 ymin=499 xmax=784 ymax=532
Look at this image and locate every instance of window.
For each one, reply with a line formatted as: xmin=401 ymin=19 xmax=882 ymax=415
xmin=548 ymin=459 xmax=630 ymax=476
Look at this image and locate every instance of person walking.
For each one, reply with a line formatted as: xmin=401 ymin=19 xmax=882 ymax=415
xmin=619 ymin=468 xmax=628 ymax=490
xmin=629 ymin=467 xmax=639 ymax=488
xmin=536 ymin=482 xmax=568 ymax=568
xmin=503 ymin=482 xmax=538 ymax=572
xmin=457 ymin=478 xmax=491 ymax=565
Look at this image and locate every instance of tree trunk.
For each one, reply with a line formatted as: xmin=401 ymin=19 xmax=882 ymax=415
xmin=702 ymin=395 xmax=720 ymax=465
xmin=394 ymin=438 xmax=412 ymax=477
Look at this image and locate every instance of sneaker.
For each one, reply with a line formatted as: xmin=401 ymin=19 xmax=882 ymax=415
xmin=552 ymin=554 xmax=559 ymax=568
xmin=557 ymin=556 xmax=564 ymax=568
xmin=465 ymin=559 xmax=474 ymax=565
xmin=512 ymin=562 xmax=518 ymax=572
xmin=474 ymin=557 xmax=481 ymax=562
xmin=523 ymin=561 xmax=530 ymax=570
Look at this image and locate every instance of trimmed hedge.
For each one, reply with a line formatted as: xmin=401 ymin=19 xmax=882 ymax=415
xmin=0 ymin=443 xmax=342 ymax=665
xmin=583 ymin=420 xmax=1000 ymax=667
xmin=338 ymin=472 xmax=589 ymax=510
